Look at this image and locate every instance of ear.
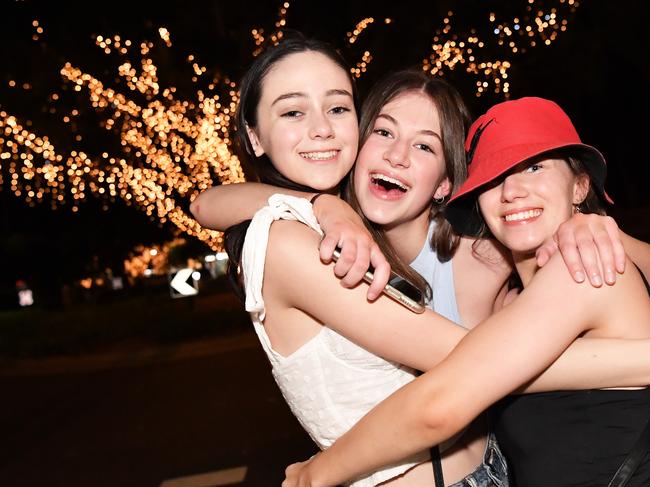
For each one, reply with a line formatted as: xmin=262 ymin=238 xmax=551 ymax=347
xmin=433 ymin=177 xmax=452 ymax=200
xmin=572 ymin=173 xmax=590 ymax=205
xmin=245 ymin=124 xmax=265 ymax=157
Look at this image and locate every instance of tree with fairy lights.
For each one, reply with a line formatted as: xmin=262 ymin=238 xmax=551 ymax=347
xmin=0 ymin=0 xmax=585 ymax=257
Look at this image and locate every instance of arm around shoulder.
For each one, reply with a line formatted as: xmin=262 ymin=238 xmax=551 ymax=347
xmin=263 ymin=220 xmax=466 ymax=372
xmin=190 ymin=182 xmax=313 ymax=230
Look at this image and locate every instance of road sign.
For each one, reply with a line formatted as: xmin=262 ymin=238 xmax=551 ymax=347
xmin=169 ymin=268 xmax=199 ymax=298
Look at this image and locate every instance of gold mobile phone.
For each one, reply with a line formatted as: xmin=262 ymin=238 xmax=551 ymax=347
xmin=332 ymin=248 xmax=426 ymax=314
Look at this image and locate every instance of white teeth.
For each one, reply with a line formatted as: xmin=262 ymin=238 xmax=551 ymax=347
xmin=370 ymin=173 xmax=409 ymax=191
xmin=504 ymin=209 xmax=542 ymax=222
xmin=300 ymin=150 xmax=338 ymax=160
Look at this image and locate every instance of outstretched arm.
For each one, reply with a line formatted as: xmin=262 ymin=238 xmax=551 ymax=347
xmin=190 ymin=182 xmax=313 ymax=230
xmin=191 ymin=185 xmax=391 ymax=298
xmin=282 ymin=255 xmax=648 ymax=486
xmin=269 ymin=221 xmax=650 ymax=388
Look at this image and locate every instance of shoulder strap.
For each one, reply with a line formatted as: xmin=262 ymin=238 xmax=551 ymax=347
xmin=634 ymin=263 xmax=650 ymax=295
xmin=608 ymin=263 xmax=650 ymax=486
xmin=430 ymin=445 xmax=445 ymax=487
xmin=607 ymin=417 xmax=650 ymax=487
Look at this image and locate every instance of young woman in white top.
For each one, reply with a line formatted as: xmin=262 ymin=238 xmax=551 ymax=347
xmin=191 ymin=35 xmax=650 ymax=486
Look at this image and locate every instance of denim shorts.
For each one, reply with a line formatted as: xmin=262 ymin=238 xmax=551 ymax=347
xmin=447 ymin=432 xmax=509 ymax=487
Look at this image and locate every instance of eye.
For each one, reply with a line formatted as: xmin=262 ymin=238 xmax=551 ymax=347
xmin=373 ymin=128 xmax=392 ymax=138
xmin=525 ymin=163 xmax=543 ymax=173
xmin=281 ymin=110 xmax=303 ymax=118
xmin=415 ymin=143 xmax=434 ymax=154
xmin=329 ymin=106 xmax=351 ymax=115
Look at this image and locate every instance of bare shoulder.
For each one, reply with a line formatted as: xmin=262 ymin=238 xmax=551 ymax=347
xmin=530 ymin=253 xmax=648 ymax=312
xmin=266 ymin=219 xmax=322 ymax=263
xmin=264 ymin=219 xmax=327 ymax=300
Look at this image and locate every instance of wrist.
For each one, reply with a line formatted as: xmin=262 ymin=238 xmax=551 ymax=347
xmin=310 ymin=193 xmax=339 ymax=222
xmin=303 ymin=456 xmax=328 ymax=487
xmin=309 ymin=192 xmax=325 ymax=205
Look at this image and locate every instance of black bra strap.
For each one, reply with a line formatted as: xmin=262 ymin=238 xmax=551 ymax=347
xmin=430 ymin=445 xmax=445 ymax=487
xmin=634 ymin=263 xmax=650 ymax=294
xmin=607 ymin=417 xmax=650 ymax=487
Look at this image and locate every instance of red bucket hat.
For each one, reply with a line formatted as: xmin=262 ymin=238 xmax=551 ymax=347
xmin=445 ymin=97 xmax=612 ymax=236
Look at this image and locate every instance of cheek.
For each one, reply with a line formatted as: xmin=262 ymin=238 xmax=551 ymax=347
xmin=275 ymin=125 xmax=302 ymax=149
xmin=414 ymin=158 xmax=445 ymax=196
xmin=356 ymin=141 xmax=378 ymax=170
xmin=478 ymin=190 xmax=500 ymax=221
xmin=342 ymin=119 xmax=360 ymax=146
xmin=353 ymin=167 xmax=366 ymax=196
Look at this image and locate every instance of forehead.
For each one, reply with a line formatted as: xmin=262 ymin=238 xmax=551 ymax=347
xmin=379 ymin=91 xmax=441 ymax=129
xmin=260 ymin=50 xmax=352 ymax=100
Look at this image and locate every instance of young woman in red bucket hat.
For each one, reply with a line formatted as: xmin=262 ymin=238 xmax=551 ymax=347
xmin=283 ymin=97 xmax=650 ymax=487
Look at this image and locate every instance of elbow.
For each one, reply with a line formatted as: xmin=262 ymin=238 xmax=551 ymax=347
xmin=412 ymin=387 xmax=470 ymax=444
xmin=190 ymin=195 xmax=210 ymax=227
xmin=189 ymin=198 xmax=201 ymax=221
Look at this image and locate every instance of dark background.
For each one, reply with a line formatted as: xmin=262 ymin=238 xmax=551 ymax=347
xmin=1 ymin=0 xmax=649 ymax=296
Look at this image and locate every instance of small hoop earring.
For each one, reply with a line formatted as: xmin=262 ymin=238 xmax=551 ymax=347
xmin=573 ymin=204 xmax=582 ymax=214
xmin=434 ymin=196 xmax=445 ymax=205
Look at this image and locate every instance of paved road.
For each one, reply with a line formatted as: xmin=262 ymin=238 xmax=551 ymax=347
xmin=0 ymin=337 xmax=317 ymax=487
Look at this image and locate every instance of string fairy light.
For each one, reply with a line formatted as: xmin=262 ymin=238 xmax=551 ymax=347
xmin=422 ymin=1 xmax=580 ymax=97
xmin=1 ymin=0 xmax=584 ymax=258
xmin=1 ymin=27 xmax=245 ymax=251
xmin=252 ymin=1 xmax=290 ymax=57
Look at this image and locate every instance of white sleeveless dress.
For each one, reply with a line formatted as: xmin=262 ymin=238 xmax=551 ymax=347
xmin=242 ymin=194 xmax=429 ymax=486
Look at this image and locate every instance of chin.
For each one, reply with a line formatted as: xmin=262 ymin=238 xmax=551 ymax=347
xmin=361 ymin=207 xmax=396 ymax=227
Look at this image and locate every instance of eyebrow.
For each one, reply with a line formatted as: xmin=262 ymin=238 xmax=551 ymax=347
xmin=271 ymin=89 xmax=353 ymax=106
xmin=376 ymin=113 xmax=443 ymax=141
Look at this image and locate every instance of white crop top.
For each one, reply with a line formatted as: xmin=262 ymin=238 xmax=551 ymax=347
xmin=242 ymin=194 xmax=429 ymax=487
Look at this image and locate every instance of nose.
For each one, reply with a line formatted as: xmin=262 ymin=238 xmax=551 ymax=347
xmin=383 ymin=139 xmax=410 ymax=168
xmin=309 ymin=112 xmax=334 ymax=140
xmin=500 ymin=173 xmax=527 ymax=202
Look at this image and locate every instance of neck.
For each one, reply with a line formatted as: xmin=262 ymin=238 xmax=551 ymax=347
xmin=512 ymin=251 xmax=539 ymax=288
xmin=384 ymin=212 xmax=430 ymax=264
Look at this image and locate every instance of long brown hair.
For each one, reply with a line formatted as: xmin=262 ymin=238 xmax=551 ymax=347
xmin=343 ymin=70 xmax=471 ymax=300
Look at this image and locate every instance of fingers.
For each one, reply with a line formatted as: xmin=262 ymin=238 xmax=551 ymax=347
xmin=319 ymin=232 xmax=340 ymax=263
xmin=554 ymin=214 xmax=626 ymax=287
xmin=367 ymin=246 xmax=391 ymax=301
xmin=536 ymin=236 xmax=560 ymax=270
xmin=591 ymin=227 xmax=617 ymax=285
xmin=319 ymin=233 xmax=390 ymax=299
xmin=603 ymin=215 xmax=626 ymax=274
xmin=334 ymin=241 xmax=370 ymax=288
xmin=549 ymin=223 xmax=591 ymax=284
xmin=570 ymin=231 xmax=603 ymax=287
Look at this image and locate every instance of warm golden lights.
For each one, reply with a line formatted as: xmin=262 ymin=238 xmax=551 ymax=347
xmin=422 ymin=1 xmax=580 ymax=97
xmin=1 ymin=0 xmax=582 ymax=257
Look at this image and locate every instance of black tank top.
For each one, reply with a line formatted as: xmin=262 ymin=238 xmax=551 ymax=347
xmin=493 ymin=266 xmax=650 ymax=486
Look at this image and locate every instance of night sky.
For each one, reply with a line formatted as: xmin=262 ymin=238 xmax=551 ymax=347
xmin=1 ymin=0 xmax=649 ymax=295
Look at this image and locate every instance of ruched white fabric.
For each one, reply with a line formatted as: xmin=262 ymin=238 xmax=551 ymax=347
xmin=242 ymin=194 xmax=429 ymax=487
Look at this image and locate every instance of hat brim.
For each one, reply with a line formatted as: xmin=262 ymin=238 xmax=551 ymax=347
xmin=445 ymin=143 xmax=612 ymax=237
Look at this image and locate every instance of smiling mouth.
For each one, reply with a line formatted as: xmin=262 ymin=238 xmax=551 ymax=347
xmin=300 ymin=150 xmax=339 ymax=161
xmin=370 ymin=173 xmax=410 ymax=193
xmin=504 ymin=209 xmax=542 ymax=222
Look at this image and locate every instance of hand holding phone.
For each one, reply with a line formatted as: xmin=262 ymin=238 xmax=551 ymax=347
xmin=332 ymin=248 xmax=425 ymax=314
